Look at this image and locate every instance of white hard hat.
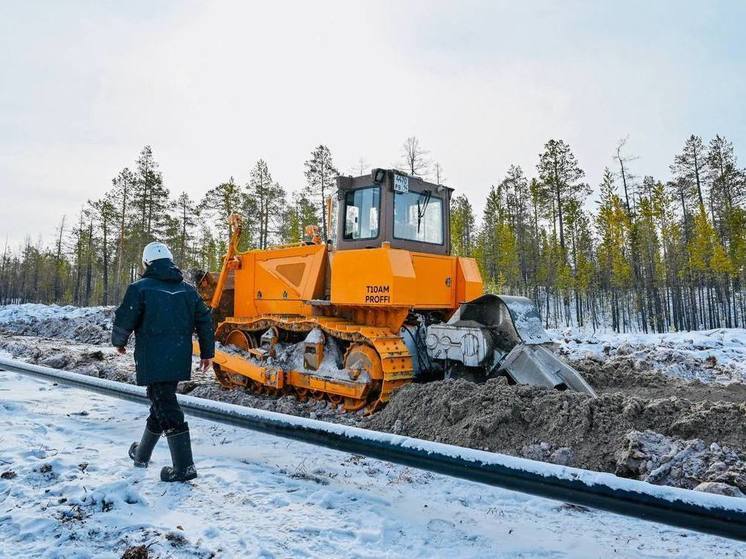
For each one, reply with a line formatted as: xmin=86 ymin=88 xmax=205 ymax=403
xmin=142 ymin=241 xmax=173 ymax=266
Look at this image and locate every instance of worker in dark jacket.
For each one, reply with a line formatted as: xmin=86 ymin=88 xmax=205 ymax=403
xmin=112 ymin=241 xmax=215 ymax=482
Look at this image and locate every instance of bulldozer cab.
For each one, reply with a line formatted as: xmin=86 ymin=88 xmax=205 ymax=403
xmin=334 ymin=169 xmax=452 ymax=255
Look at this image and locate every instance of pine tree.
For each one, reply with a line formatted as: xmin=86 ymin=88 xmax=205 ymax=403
xmin=200 ymin=178 xmax=245 ymax=241
xmin=279 ymin=190 xmax=318 ymax=244
xmin=537 ymin=139 xmax=588 ymax=256
xmin=706 ymin=135 xmax=745 ymax=259
xmin=499 ymin=165 xmax=532 ymax=290
xmin=53 ymin=216 xmax=66 ymax=301
xmin=478 ymin=185 xmax=503 ymax=284
xmin=304 ymin=145 xmax=338 ymax=241
xmin=614 ymin=137 xmax=639 ymax=214
xmin=596 ymin=168 xmax=632 ymax=330
xmin=671 ymin=135 xmax=708 ymax=212
xmin=706 ymin=135 xmax=742 ymax=212
xmin=110 ymin=167 xmax=137 ymax=297
xmin=172 ymin=192 xmax=197 ymax=268
xmin=450 ymin=194 xmax=475 ymax=256
xmin=87 ymin=198 xmax=116 ymax=305
xmin=133 ymin=146 xmax=170 ymax=247
xmin=635 ymin=177 xmax=665 ymax=331
xmin=248 ymin=160 xmax=285 ymax=249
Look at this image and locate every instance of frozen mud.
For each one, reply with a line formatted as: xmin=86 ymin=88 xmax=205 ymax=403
xmin=0 ymin=336 xmax=135 ymax=384
xmin=0 ymin=304 xmax=114 ymax=345
xmin=574 ymin=357 xmax=746 ymax=404
xmin=188 ymin=385 xmax=360 ymax=426
xmin=616 ymin=430 xmax=746 ymax=496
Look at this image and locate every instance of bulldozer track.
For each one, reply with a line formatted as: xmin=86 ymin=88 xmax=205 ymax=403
xmin=215 ymin=314 xmax=415 ymax=412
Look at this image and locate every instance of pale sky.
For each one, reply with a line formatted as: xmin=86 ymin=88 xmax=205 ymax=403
xmin=1 ymin=1 xmax=744 ymax=247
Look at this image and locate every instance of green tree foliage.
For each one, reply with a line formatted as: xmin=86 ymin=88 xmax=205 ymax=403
xmin=133 ymin=146 xmax=170 ymax=243
xmin=279 ymin=191 xmax=319 ymax=245
xmin=450 ymin=194 xmax=475 ymax=256
xmin=536 ymin=139 xmax=589 ymax=256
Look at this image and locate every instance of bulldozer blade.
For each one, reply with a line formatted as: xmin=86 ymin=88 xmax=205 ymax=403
xmin=446 ymin=294 xmax=596 ymax=396
xmin=498 ymin=343 xmax=597 ymax=397
xmin=451 ymin=294 xmax=551 ymax=345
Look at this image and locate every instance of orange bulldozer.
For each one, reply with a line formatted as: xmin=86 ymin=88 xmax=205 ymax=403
xmin=194 ymin=169 xmax=595 ymax=413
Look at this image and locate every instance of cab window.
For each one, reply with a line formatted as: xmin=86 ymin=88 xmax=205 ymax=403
xmin=343 ymin=186 xmax=380 ymax=240
xmin=393 ymin=190 xmax=443 ymax=244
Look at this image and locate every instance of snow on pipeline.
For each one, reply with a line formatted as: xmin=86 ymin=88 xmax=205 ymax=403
xmin=0 ymin=369 xmax=743 ymax=558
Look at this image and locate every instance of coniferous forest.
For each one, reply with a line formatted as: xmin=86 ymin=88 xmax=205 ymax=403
xmin=1 ymin=136 xmax=744 ymax=334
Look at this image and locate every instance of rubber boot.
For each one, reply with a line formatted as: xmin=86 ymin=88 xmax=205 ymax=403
xmin=160 ymin=423 xmax=197 ymax=482
xmin=129 ymin=427 xmax=161 ymax=467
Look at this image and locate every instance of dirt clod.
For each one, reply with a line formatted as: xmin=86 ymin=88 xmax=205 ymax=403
xmin=694 ymin=481 xmax=745 ymax=498
xmin=121 ymin=545 xmax=149 ymax=559
xmin=165 ymin=531 xmax=187 ymax=547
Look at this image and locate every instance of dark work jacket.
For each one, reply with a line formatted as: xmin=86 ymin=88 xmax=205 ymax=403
xmin=111 ymin=259 xmax=215 ymax=386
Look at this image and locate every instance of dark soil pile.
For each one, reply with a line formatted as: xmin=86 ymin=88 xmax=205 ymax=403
xmin=363 ymin=376 xmax=746 ymax=476
xmin=574 ymin=357 xmax=746 ymax=404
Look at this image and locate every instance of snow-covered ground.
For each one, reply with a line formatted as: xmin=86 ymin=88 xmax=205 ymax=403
xmin=0 ymin=303 xmax=114 ymax=345
xmin=1 ymin=368 xmax=743 ymax=558
xmin=0 ymin=304 xmax=110 ymax=323
xmin=552 ymin=327 xmax=746 ymax=383
xmin=3 ymin=303 xmax=746 ymax=384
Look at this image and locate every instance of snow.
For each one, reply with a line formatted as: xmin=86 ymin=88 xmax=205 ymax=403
xmin=269 ymin=334 xmax=367 ymax=383
xmin=1 ymin=370 xmax=744 ymax=557
xmin=0 ymin=304 xmax=110 ymax=324
xmin=552 ymin=326 xmax=746 ymax=383
xmin=304 ymin=327 xmax=325 ymax=344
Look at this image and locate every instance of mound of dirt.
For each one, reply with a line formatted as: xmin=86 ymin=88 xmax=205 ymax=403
xmin=363 ymin=377 xmax=746 ymax=477
xmin=573 ymin=357 xmax=746 ymax=404
xmin=0 ymin=306 xmax=114 ymax=345
xmin=0 ymin=336 xmax=135 ymax=383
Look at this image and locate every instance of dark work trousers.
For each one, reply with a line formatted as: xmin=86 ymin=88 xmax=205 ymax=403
xmin=145 ymin=381 xmax=186 ymax=434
